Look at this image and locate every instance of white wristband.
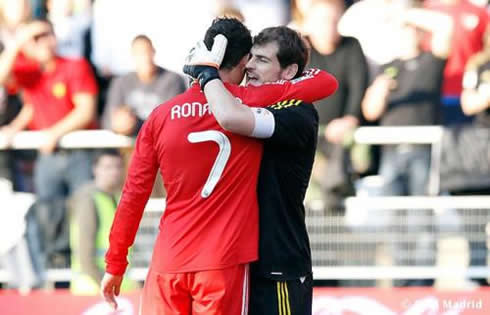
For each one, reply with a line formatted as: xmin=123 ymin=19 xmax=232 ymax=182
xmin=250 ymin=108 xmax=275 ymax=139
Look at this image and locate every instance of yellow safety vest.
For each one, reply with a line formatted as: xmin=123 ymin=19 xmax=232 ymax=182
xmin=70 ymin=190 xmax=139 ymax=295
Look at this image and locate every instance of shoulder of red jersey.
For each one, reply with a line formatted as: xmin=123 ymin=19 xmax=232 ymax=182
xmin=145 ymin=85 xmax=200 ymax=121
xmin=225 ymin=68 xmax=331 ymax=89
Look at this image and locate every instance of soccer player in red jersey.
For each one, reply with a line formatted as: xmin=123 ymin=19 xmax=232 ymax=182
xmin=185 ymin=27 xmax=331 ymax=315
xmin=101 ymin=18 xmax=337 ymax=315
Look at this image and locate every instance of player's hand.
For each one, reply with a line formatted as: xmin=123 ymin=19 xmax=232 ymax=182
xmin=101 ymin=272 xmax=123 ymax=311
xmin=183 ymin=34 xmax=227 ymax=89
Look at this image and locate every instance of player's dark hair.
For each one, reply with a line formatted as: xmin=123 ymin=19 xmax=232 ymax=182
xmin=204 ymin=17 xmax=252 ymax=70
xmin=253 ymin=26 xmax=310 ymax=79
xmin=93 ymin=148 xmax=122 ymax=166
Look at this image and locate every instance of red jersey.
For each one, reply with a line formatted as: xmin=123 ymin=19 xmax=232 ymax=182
xmin=425 ymin=0 xmax=489 ymax=97
xmin=12 ymin=55 xmax=98 ymax=130
xmin=105 ymin=69 xmax=338 ymax=275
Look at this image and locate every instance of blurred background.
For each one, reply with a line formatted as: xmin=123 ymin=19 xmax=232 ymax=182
xmin=1 ymin=0 xmax=490 ymax=314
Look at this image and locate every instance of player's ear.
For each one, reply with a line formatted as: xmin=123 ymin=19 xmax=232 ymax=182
xmin=281 ymin=63 xmax=299 ymax=80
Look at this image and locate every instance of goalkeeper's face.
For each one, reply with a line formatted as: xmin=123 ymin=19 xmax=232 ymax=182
xmin=245 ymin=42 xmax=285 ymax=86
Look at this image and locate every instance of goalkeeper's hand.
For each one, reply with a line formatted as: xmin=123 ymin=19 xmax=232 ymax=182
xmin=183 ymin=34 xmax=228 ymax=90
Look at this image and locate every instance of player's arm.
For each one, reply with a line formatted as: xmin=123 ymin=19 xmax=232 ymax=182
xmin=263 ymin=102 xmax=318 ymax=148
xmin=205 ymin=78 xmax=317 ymax=142
xmin=202 ymin=67 xmax=337 ymax=136
xmin=105 ymin=120 xmax=159 ymax=276
xmin=203 ymin=79 xmax=256 ymax=136
xmin=232 ymin=68 xmax=338 ymax=106
xmin=102 ymin=117 xmax=159 ymax=310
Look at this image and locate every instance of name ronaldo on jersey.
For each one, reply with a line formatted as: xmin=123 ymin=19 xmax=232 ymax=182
xmin=170 ymin=97 xmax=244 ymax=120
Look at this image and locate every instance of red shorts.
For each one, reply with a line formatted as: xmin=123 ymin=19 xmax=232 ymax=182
xmin=139 ymin=264 xmax=249 ymax=315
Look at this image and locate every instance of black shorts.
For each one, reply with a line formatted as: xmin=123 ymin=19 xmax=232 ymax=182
xmin=248 ymin=273 xmax=313 ymax=315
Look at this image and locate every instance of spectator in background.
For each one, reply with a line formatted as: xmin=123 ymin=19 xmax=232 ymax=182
xmin=46 ymin=0 xmax=91 ymax=59
xmin=90 ymin=0 xmax=217 ymax=76
xmin=0 ymin=19 xmax=98 ymax=269
xmin=302 ymin=0 xmax=368 ymax=212
xmin=337 ymin=0 xmax=412 ymax=81
xmin=69 ymin=149 xmax=138 ymax=295
xmin=227 ymin=0 xmax=289 ymax=34
xmin=102 ymin=35 xmax=186 ymax=136
xmin=362 ymin=7 xmax=452 ymax=194
xmin=424 ymin=0 xmax=490 ymax=125
xmin=289 ymin=0 xmax=318 ymax=32
xmin=362 ymin=7 xmax=453 ymax=286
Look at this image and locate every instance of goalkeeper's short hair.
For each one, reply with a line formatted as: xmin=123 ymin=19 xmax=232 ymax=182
xmin=253 ymin=26 xmax=310 ymax=80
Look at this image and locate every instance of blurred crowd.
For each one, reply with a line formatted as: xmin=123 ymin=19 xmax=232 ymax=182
xmin=1 ymin=0 xmax=490 ymax=292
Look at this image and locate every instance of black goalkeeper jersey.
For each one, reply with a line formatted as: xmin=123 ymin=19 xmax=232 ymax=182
xmin=251 ymin=100 xmax=318 ymax=280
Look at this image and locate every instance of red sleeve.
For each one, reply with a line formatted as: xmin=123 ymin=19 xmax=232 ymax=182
xmin=68 ymin=58 xmax=98 ymax=95
xmin=226 ymin=69 xmax=338 ymax=107
xmin=105 ymin=117 xmax=159 ymax=275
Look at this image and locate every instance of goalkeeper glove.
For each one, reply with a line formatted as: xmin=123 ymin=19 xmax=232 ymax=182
xmin=183 ymin=34 xmax=227 ymax=90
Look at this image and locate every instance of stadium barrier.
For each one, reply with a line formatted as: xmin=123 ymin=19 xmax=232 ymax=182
xmin=1 ymin=127 xmax=489 ymax=285
xmin=353 ymin=126 xmax=443 ymax=195
xmin=3 ymin=195 xmax=490 ymax=283
xmin=0 ymin=130 xmax=134 ymax=150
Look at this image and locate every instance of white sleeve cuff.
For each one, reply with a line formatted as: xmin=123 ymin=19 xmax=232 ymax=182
xmin=250 ymin=108 xmax=275 ymax=139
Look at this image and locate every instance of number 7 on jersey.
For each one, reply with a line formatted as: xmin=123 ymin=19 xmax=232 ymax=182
xmin=188 ymin=131 xmax=231 ymax=198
